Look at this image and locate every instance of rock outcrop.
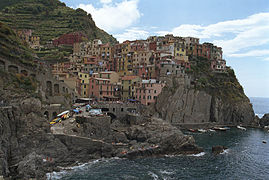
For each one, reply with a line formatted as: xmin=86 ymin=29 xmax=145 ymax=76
xmin=212 ymin=146 xmax=227 ymax=155
xmin=259 ymin=113 xmax=269 ymax=128
xmin=151 ymin=75 xmax=255 ymax=127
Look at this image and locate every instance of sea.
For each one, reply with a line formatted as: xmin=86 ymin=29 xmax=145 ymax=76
xmin=48 ymin=97 xmax=269 ymax=180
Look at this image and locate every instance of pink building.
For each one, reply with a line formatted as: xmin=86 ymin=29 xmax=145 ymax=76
xmin=89 ymin=72 xmax=120 ymax=101
xmin=135 ymin=79 xmax=165 ymax=105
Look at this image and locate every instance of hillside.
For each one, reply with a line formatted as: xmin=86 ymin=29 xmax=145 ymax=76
xmin=0 ymin=22 xmax=36 ymax=67
xmin=0 ymin=0 xmax=117 ymax=44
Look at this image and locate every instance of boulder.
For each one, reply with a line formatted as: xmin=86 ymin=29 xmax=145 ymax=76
xmin=212 ymin=145 xmax=227 ymax=155
xmin=20 ymin=98 xmax=41 ymax=114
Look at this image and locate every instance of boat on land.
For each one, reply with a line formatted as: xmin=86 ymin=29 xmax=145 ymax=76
xmin=237 ymin=125 xmax=246 ymax=130
xmin=208 ymin=129 xmax=216 ymax=132
xmin=198 ymin=129 xmax=207 ymax=133
xmin=188 ymin=129 xmax=196 ymax=132
xmin=213 ymin=127 xmax=229 ymax=131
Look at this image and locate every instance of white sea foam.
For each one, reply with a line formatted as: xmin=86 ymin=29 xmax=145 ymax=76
xmin=47 ymin=157 xmax=122 ymax=180
xmin=220 ymin=149 xmax=229 ymax=155
xmin=164 ymin=154 xmax=182 ymax=158
xmin=187 ymin=152 xmax=206 ymax=157
xmin=160 ymin=170 xmax=174 ymax=175
xmin=148 ymin=171 xmax=159 ymax=180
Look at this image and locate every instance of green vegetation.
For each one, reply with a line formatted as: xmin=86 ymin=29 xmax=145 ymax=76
xmin=0 ymin=70 xmax=37 ymax=94
xmin=187 ymin=56 xmax=248 ymax=103
xmin=0 ymin=22 xmax=36 ymax=67
xmin=0 ymin=0 xmax=117 ymax=45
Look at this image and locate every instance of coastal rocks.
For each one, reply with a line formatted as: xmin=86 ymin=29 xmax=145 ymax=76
xmin=16 ymin=152 xmax=44 ymax=179
xmin=124 ymin=118 xmax=203 ymax=158
xmin=212 ymin=146 xmax=227 ymax=155
xmin=259 ymin=113 xmax=269 ymax=127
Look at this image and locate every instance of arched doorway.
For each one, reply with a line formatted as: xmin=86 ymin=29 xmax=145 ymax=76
xmin=8 ymin=65 xmax=19 ymax=73
xmin=107 ymin=112 xmax=117 ymax=121
xmin=44 ymin=111 xmax=49 ymax=120
xmin=54 ymin=84 xmax=60 ymax=95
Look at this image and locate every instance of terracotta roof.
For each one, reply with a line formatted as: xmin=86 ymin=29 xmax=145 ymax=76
xmin=121 ymin=76 xmax=139 ymax=80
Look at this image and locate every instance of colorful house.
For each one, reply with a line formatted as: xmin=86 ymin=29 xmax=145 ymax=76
xmin=121 ymin=76 xmax=141 ymax=100
xmin=135 ymin=79 xmax=165 ymax=105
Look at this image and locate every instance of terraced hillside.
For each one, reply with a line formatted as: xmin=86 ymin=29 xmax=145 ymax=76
xmin=0 ymin=0 xmax=117 ymax=44
xmin=0 ymin=22 xmax=35 ymax=67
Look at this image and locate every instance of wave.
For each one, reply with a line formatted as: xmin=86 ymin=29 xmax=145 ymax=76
xmin=47 ymin=157 xmax=122 ymax=180
xmin=148 ymin=171 xmax=159 ymax=180
xmin=220 ymin=149 xmax=229 ymax=155
xmin=187 ymin=152 xmax=206 ymax=157
xmin=160 ymin=170 xmax=174 ymax=175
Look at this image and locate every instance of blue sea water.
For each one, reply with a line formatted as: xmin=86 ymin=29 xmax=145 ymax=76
xmin=48 ymin=97 xmax=269 ymax=180
xmin=249 ymin=97 xmax=269 ymax=118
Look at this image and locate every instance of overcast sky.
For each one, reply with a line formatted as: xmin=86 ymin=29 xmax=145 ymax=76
xmin=62 ymin=0 xmax=269 ymax=98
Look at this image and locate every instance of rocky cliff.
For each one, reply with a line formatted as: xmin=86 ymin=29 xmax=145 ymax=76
xmin=151 ymin=57 xmax=256 ymax=127
xmin=0 ymin=71 xmax=202 ymax=179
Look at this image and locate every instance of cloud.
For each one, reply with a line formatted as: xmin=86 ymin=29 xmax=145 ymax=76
xmin=114 ymin=28 xmax=149 ymax=43
xmin=156 ymin=12 xmax=269 ymax=57
xmin=229 ymin=49 xmax=269 ymax=57
xmin=100 ymin=0 xmax=112 ymax=4
xmin=264 ymin=57 xmax=269 ymax=61
xmin=78 ymin=0 xmax=141 ymax=32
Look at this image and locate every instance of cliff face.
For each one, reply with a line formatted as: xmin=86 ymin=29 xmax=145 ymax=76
xmin=152 ymin=61 xmax=255 ymax=127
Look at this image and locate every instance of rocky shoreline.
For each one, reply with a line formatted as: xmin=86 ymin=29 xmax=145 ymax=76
xmin=1 ymin=96 xmax=268 ymax=179
xmin=0 ymin=97 xmax=204 ymax=179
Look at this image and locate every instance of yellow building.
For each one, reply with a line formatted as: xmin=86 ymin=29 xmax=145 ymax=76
xmin=121 ymin=76 xmax=141 ymax=100
xmin=118 ymin=42 xmax=134 ymax=76
xmin=78 ymin=72 xmax=90 ymax=97
xmin=174 ymin=42 xmax=189 ymax=62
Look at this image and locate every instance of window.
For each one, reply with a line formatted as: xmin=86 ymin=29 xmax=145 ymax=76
xmin=143 ymin=96 xmax=145 ymax=99
xmin=154 ymin=90 xmax=157 ymax=93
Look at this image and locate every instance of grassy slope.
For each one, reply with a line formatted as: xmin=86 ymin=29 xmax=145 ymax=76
xmin=0 ymin=0 xmax=117 ymax=44
xmin=187 ymin=56 xmax=249 ymax=104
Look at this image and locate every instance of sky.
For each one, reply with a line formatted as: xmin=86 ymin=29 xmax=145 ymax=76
xmin=62 ymin=0 xmax=269 ymax=98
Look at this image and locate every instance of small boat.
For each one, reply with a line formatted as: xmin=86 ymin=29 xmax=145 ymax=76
xmin=198 ymin=129 xmax=206 ymax=133
xmin=262 ymin=140 xmax=267 ymax=144
xmin=208 ymin=129 xmax=216 ymax=132
xmin=213 ymin=127 xmax=227 ymax=131
xmin=57 ymin=110 xmax=70 ymax=117
xmin=237 ymin=125 xmax=246 ymax=130
xmin=188 ymin=129 xmax=196 ymax=132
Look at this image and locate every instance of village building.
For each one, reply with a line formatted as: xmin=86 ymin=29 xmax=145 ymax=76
xmin=135 ymin=79 xmax=165 ymax=105
xmin=53 ymin=32 xmax=86 ymax=46
xmin=88 ymin=71 xmax=120 ymax=100
xmin=121 ymin=76 xmax=141 ymax=100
